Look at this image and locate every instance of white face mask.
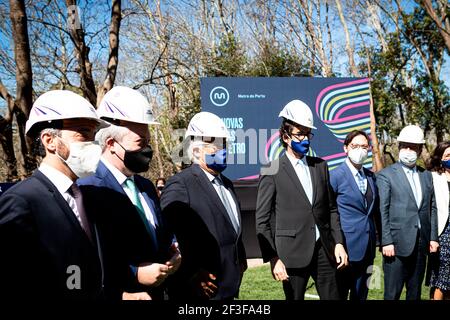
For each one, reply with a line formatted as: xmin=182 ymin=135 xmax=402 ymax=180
xmin=347 ymin=147 xmax=368 ymax=165
xmin=399 ymin=149 xmax=418 ymax=167
xmin=57 ymin=139 xmax=102 ymax=178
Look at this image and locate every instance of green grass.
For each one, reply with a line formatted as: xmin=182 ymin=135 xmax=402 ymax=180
xmin=238 ymin=251 xmax=430 ymax=300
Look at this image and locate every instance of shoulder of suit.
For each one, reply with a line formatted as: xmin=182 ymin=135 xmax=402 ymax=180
xmin=0 ymin=175 xmax=48 ymax=207
xmin=378 ymin=163 xmax=398 ymax=175
xmin=77 ymin=174 xmax=102 ymax=187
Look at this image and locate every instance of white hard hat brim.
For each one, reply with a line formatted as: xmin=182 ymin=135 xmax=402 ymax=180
xmin=100 ymin=116 xmax=160 ymax=126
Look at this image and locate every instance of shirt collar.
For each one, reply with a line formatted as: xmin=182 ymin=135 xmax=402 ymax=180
xmin=345 ymin=158 xmax=364 ymax=177
xmin=286 ymin=151 xmax=307 ymax=167
xmin=101 ymin=157 xmax=133 ymax=186
xmin=200 ymin=166 xmax=218 ymax=183
xmin=400 ymin=162 xmax=417 ymax=173
xmin=39 ymin=162 xmax=74 ymax=195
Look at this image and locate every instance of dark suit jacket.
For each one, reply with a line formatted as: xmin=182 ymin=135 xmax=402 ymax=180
xmin=0 ymin=170 xmax=103 ymax=300
xmin=160 ymin=164 xmax=246 ymax=300
xmin=330 ymin=162 xmax=380 ymax=262
xmin=376 ymin=162 xmax=438 ymax=257
xmin=78 ymin=161 xmax=174 ymax=298
xmin=255 ymin=154 xmax=344 ymax=268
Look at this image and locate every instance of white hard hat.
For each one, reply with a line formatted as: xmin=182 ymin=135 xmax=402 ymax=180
xmin=278 ymin=99 xmax=316 ymax=129
xmin=26 ymin=90 xmax=107 ymax=136
xmin=185 ymin=111 xmax=229 ymax=139
xmin=97 ymin=86 xmax=159 ymax=125
xmin=397 ymin=125 xmax=425 ymax=144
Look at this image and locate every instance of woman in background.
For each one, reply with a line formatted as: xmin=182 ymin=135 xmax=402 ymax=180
xmin=428 ymin=141 xmax=450 ymax=300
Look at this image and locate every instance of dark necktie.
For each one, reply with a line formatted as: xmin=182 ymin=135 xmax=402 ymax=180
xmin=69 ymin=183 xmax=94 ymax=243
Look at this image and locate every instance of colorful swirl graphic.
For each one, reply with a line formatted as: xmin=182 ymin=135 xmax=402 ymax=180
xmin=316 ymin=78 xmax=372 ymax=170
xmin=316 ymin=78 xmax=371 ymax=142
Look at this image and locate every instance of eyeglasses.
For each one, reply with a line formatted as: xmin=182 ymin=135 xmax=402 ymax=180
xmin=349 ymin=143 xmax=370 ymax=150
xmin=156 ymin=185 xmax=164 ymax=190
xmin=290 ymin=132 xmax=314 ymax=141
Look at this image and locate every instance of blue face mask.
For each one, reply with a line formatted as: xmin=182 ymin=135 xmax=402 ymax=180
xmin=205 ymin=149 xmax=227 ymax=173
xmin=442 ymin=159 xmax=450 ymax=169
xmin=291 ymin=139 xmax=310 ymax=156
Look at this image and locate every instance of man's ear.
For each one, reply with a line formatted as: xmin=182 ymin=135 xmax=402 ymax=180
xmin=192 ymin=146 xmax=201 ymax=159
xmin=40 ymin=132 xmax=57 ymax=153
xmin=281 ymin=132 xmax=290 ymax=145
xmin=106 ymin=137 xmax=116 ymax=154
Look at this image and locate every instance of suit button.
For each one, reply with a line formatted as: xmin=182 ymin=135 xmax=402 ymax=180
xmin=234 ymin=260 xmax=238 ymax=265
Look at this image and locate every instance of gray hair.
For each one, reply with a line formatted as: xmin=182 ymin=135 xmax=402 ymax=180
xmin=36 ymin=128 xmax=61 ymax=156
xmin=95 ymin=124 xmax=129 ymax=152
xmin=187 ymin=139 xmax=207 ymax=164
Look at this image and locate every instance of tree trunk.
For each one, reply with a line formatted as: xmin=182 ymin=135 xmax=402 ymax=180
xmin=9 ymin=0 xmax=37 ymax=177
xmin=335 ymin=0 xmax=359 ymax=77
xmin=65 ymin=0 xmax=97 ymax=106
xmin=96 ymin=0 xmax=122 ymax=107
xmin=0 ymin=81 xmax=18 ymax=181
xmin=421 ymin=0 xmax=450 ymax=53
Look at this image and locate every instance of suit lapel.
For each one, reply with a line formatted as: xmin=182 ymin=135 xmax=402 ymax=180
xmin=342 ymin=163 xmax=366 ymax=209
xmin=281 ymin=155 xmax=311 ymax=205
xmin=33 ymin=171 xmax=92 ymax=244
xmin=97 ymin=161 xmax=127 ymax=196
xmin=221 ymin=176 xmax=242 ymax=236
xmin=134 ymin=176 xmax=162 ymax=228
xmin=417 ymin=168 xmax=426 ymax=209
xmin=365 ymin=169 xmax=376 ymax=213
xmin=393 ymin=162 xmax=417 ymax=208
xmin=192 ymin=165 xmax=238 ymax=236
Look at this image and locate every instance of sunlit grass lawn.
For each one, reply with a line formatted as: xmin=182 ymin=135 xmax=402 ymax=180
xmin=238 ymin=251 xmax=430 ymax=300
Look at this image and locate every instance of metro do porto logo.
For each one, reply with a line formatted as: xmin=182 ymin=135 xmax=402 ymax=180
xmin=210 ymin=86 xmax=230 ymax=107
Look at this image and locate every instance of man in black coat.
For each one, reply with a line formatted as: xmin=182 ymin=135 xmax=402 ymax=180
xmin=161 ymin=111 xmax=247 ymax=300
xmin=256 ymin=99 xmax=348 ymax=300
xmin=0 ymin=90 xmax=107 ymax=300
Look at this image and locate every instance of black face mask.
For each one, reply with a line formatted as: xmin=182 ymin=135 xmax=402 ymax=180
xmin=116 ymin=142 xmax=153 ymax=173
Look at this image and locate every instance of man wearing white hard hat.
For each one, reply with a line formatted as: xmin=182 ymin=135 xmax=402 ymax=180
xmin=256 ymin=99 xmax=348 ymax=300
xmin=377 ymin=124 xmax=438 ymax=300
xmin=0 ymin=90 xmax=107 ymax=300
xmin=160 ymin=111 xmax=247 ymax=300
xmin=78 ymin=86 xmax=180 ymax=300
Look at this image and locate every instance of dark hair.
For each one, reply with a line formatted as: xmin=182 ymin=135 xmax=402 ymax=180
xmin=155 ymin=177 xmax=166 ymax=185
xmin=343 ymin=130 xmax=370 ymax=146
xmin=427 ymin=141 xmax=450 ymax=173
xmin=279 ymin=118 xmax=299 ymax=149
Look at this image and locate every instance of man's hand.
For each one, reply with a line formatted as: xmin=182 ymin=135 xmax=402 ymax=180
xmin=382 ymin=244 xmax=395 ymax=257
xmin=166 ymin=242 xmax=182 ymax=275
xmin=137 ymin=263 xmax=169 ymax=287
xmin=190 ymin=270 xmax=218 ymax=299
xmin=429 ymin=241 xmax=439 ymax=253
xmin=122 ymin=291 xmax=152 ymax=300
xmin=334 ymin=244 xmax=349 ymax=269
xmin=270 ymin=257 xmax=289 ymax=281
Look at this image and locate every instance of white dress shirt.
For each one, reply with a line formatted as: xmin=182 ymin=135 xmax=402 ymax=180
xmin=401 ymin=164 xmax=423 ymax=208
xmin=345 ymin=158 xmax=367 ymax=191
xmin=201 ymin=168 xmax=240 ymax=227
xmin=286 ymin=152 xmax=320 ymax=241
xmin=101 ymin=157 xmax=158 ymax=228
xmin=39 ymin=163 xmax=83 ymax=225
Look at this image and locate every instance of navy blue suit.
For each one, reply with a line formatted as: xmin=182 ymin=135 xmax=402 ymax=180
xmin=78 ymin=161 xmax=174 ymax=298
xmin=0 ymin=170 xmax=103 ymax=300
xmin=330 ymin=162 xmax=380 ymax=300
